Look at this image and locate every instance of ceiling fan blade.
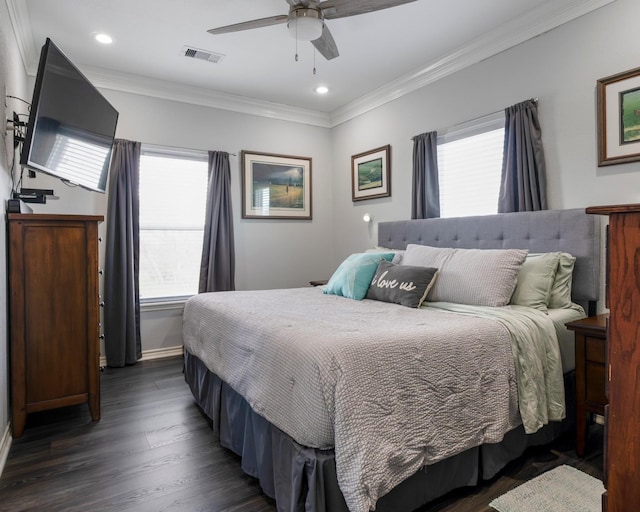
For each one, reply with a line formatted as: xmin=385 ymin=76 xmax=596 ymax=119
xmin=207 ymin=15 xmax=289 ymax=35
xmin=320 ymin=0 xmax=417 ymax=19
xmin=312 ymin=25 xmax=339 ymax=60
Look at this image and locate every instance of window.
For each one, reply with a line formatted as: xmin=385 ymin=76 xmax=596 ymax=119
xmin=437 ymin=112 xmax=505 ymax=218
xmin=139 ymin=146 xmax=208 ymax=301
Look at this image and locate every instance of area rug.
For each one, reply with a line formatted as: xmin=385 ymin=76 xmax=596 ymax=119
xmin=489 ymin=465 xmax=604 ymax=512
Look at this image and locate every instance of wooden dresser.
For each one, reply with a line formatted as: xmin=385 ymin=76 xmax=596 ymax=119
xmin=586 ymin=204 xmax=640 ymax=512
xmin=7 ymin=214 xmax=103 ymax=438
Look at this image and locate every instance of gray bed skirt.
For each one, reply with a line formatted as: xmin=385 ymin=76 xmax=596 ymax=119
xmin=184 ymin=350 xmax=575 ymax=512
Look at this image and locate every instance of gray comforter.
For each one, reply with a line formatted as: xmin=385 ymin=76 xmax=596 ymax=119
xmin=183 ymin=287 xmax=564 ymax=512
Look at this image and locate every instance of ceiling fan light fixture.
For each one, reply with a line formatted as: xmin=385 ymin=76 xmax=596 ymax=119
xmin=287 ymin=8 xmax=323 ymax=42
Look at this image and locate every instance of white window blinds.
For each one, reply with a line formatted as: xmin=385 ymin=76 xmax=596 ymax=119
xmin=138 ymin=146 xmax=208 ymax=301
xmin=437 ymin=112 xmax=505 ymax=218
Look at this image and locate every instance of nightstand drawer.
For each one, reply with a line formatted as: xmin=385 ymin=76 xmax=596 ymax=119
xmin=586 ymin=337 xmax=606 ymax=363
xmin=586 ymin=362 xmax=607 ymax=405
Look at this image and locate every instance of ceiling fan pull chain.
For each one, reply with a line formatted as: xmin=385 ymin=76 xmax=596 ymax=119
xmin=294 ymin=19 xmax=299 ymax=61
xmin=313 ymin=47 xmax=317 ymax=75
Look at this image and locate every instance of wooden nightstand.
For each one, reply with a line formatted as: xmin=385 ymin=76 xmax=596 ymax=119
xmin=566 ymin=314 xmax=608 ymax=457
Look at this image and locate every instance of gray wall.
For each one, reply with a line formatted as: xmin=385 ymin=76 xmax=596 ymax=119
xmin=0 ymin=0 xmax=30 ymax=462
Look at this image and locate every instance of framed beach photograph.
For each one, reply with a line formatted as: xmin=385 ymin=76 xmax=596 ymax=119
xmin=351 ymin=145 xmax=391 ymax=201
xmin=241 ymin=151 xmax=312 ymax=219
xmin=597 ymin=66 xmax=640 ymax=166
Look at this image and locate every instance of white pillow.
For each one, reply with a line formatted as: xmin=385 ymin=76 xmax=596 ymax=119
xmin=402 ymin=244 xmax=528 ymax=307
xmin=401 ymin=244 xmax=454 ymax=269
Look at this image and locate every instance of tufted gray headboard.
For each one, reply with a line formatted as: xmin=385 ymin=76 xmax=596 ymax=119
xmin=378 ymin=208 xmax=601 ymax=314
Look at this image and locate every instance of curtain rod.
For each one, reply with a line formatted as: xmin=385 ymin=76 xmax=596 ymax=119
xmin=409 ymin=97 xmax=538 ymax=141
xmin=140 ymin=142 xmax=236 ymax=157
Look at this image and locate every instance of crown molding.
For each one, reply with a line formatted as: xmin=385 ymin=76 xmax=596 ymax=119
xmin=329 ymin=0 xmax=617 ymax=126
xmin=5 ymin=0 xmax=38 ymax=74
xmin=6 ymin=0 xmax=616 ymax=129
xmin=84 ymin=66 xmax=333 ymax=128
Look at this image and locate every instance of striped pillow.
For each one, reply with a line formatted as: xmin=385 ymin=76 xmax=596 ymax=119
xmin=402 ymin=244 xmax=528 ymax=307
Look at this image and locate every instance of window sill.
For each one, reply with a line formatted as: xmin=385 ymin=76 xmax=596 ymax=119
xmin=140 ymin=298 xmax=189 ymax=312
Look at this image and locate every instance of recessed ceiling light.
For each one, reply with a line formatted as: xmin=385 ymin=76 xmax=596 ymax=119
xmin=315 ymin=86 xmax=329 ymax=95
xmin=95 ymin=33 xmax=113 ymax=44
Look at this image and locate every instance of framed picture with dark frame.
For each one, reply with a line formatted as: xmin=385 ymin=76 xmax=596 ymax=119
xmin=597 ymin=66 xmax=640 ymax=166
xmin=351 ymin=145 xmax=391 ymax=201
xmin=241 ymin=150 xmax=312 ymax=219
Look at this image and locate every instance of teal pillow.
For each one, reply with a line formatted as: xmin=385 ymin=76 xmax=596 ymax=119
xmin=324 ymin=252 xmax=395 ymax=300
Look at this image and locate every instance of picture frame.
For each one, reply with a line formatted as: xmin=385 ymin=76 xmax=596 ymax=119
xmin=597 ymin=66 xmax=640 ymax=166
xmin=241 ymin=150 xmax=312 ymax=219
xmin=351 ymin=145 xmax=391 ymax=201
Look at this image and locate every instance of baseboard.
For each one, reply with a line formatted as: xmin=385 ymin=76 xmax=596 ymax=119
xmin=99 ymin=345 xmax=184 ymax=367
xmin=0 ymin=422 xmax=12 ymax=478
xmin=139 ymin=346 xmax=184 ymax=362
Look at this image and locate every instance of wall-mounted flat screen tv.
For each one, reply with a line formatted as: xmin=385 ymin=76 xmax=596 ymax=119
xmin=20 ymin=38 xmax=119 ymax=193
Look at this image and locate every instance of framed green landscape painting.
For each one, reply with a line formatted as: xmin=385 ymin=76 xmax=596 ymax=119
xmin=597 ymin=66 xmax=640 ymax=166
xmin=351 ymin=145 xmax=391 ymax=201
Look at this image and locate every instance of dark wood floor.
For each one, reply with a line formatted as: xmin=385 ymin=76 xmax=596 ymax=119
xmin=0 ymin=356 xmax=604 ymax=512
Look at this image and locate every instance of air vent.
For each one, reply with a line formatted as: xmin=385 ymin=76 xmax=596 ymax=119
xmin=182 ymin=46 xmax=225 ymax=63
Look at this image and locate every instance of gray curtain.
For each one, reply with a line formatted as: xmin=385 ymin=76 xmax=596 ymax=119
xmin=199 ymin=151 xmax=235 ymax=293
xmin=411 ymin=131 xmax=440 ymax=219
xmin=498 ymin=99 xmax=547 ymax=212
xmin=104 ymin=139 xmax=142 ymax=367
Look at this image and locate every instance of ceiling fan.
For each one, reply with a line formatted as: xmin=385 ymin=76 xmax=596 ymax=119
xmin=207 ymin=0 xmax=418 ymax=61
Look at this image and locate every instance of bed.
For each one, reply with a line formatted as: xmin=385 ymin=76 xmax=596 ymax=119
xmin=182 ymin=208 xmax=601 ymax=512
